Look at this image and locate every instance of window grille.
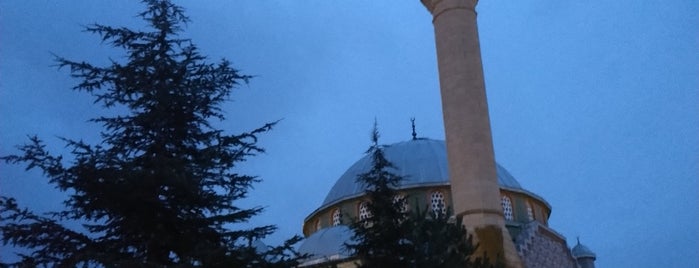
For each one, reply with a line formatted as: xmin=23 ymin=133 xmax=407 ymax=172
xmin=526 ymin=202 xmax=535 ymax=221
xmin=501 ymin=195 xmax=514 ymax=221
xmin=332 ymin=209 xmax=341 ymax=226
xmin=431 ymin=191 xmax=446 ymax=215
xmin=359 ymin=202 xmax=372 ymax=221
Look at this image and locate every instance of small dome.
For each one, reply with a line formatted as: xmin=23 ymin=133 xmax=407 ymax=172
xmin=298 ymin=225 xmax=355 ymax=264
xmin=572 ymin=238 xmax=596 ymax=259
xmin=321 ymin=139 xmax=527 ymax=208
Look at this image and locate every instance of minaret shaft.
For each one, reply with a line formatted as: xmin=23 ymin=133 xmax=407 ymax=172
xmin=421 ymin=0 xmax=523 ymax=266
xmin=432 ymin=0 xmax=500 ymax=223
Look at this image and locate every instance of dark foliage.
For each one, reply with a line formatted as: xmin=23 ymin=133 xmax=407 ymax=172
xmin=346 ymin=123 xmax=413 ymax=267
xmin=346 ymin=122 xmax=501 ymax=268
xmin=0 ymin=1 xmax=302 ymax=267
xmin=408 ymin=207 xmax=503 ymax=268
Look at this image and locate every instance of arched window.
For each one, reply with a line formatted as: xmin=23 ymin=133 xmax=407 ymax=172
xmin=526 ymin=202 xmax=535 ymax=221
xmin=430 ymin=191 xmax=446 ymax=215
xmin=393 ymin=194 xmax=409 ymax=214
xmin=332 ymin=209 xmax=342 ymax=226
xmin=358 ymin=202 xmax=372 ymax=222
xmin=501 ymin=195 xmax=514 ymax=221
xmin=315 ymin=218 xmax=321 ymax=231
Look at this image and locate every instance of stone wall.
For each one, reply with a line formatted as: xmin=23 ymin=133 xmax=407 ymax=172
xmin=516 ymin=222 xmax=578 ymax=268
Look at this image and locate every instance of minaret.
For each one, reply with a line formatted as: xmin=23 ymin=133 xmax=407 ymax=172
xmin=420 ymin=0 xmax=522 ymax=267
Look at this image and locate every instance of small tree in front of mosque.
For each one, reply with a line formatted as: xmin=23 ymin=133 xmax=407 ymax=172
xmin=408 ymin=207 xmax=502 ymax=268
xmin=346 ymin=123 xmax=414 ymax=267
xmin=0 ymin=1 xmax=302 ymax=266
xmin=346 ymin=123 xmax=500 ymax=268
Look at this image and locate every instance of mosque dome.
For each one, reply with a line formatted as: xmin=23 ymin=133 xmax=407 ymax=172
xmin=299 ymin=138 xmax=573 ymax=267
xmin=311 ymin=138 xmax=548 ymax=216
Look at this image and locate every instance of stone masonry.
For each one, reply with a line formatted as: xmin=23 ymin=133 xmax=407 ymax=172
xmin=516 ymin=222 xmax=578 ymax=268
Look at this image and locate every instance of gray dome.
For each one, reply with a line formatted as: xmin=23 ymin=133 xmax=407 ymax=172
xmin=321 ymin=138 xmax=525 ymax=208
xmin=572 ymin=238 xmax=596 ymax=259
xmin=298 ymin=225 xmax=354 ymax=265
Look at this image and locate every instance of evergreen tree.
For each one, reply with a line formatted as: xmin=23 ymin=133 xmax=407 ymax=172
xmin=346 ymin=122 xmax=413 ymax=267
xmin=346 ymin=123 xmax=500 ymax=268
xmin=408 ymin=208 xmax=501 ymax=268
xmin=0 ymin=1 xmax=302 ymax=267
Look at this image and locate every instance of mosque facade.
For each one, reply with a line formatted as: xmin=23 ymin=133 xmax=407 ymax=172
xmin=297 ymin=138 xmax=596 ymax=268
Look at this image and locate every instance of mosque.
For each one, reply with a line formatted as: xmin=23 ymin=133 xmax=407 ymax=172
xmin=296 ymin=136 xmax=596 ymax=268
xmin=296 ymin=1 xmax=596 ymax=267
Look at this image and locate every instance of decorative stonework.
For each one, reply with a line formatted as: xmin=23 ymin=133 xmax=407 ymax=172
xmin=430 ymin=191 xmax=447 ymax=215
xmin=421 ymin=0 xmax=479 ymax=14
xmin=526 ymin=203 xmax=534 ymax=221
xmin=393 ymin=194 xmax=408 ymax=214
xmin=501 ymin=195 xmax=514 ymax=221
xmin=332 ymin=209 xmax=341 ymax=226
xmin=358 ymin=202 xmax=371 ymax=221
xmin=516 ymin=222 xmax=577 ymax=268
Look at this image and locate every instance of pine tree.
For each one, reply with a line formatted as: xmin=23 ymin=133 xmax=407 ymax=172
xmin=346 ymin=122 xmax=500 ymax=268
xmin=0 ymin=1 xmax=301 ymax=266
xmin=346 ymin=122 xmax=413 ymax=267
xmin=408 ymin=208 xmax=500 ymax=268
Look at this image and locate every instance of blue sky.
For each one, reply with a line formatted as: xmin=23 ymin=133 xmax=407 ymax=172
xmin=1 ymin=1 xmax=697 ymax=267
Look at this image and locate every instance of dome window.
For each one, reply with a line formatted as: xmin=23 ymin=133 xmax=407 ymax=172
xmin=526 ymin=202 xmax=535 ymax=221
xmin=501 ymin=195 xmax=514 ymax=221
xmin=430 ymin=191 xmax=447 ymax=216
xmin=358 ymin=202 xmax=372 ymax=222
xmin=315 ymin=219 xmax=321 ymax=231
xmin=393 ymin=194 xmax=409 ymax=213
xmin=332 ymin=209 xmax=342 ymax=226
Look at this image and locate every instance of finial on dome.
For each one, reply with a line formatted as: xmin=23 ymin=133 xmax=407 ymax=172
xmin=572 ymin=236 xmax=596 ymax=260
xmin=411 ymin=117 xmax=417 ymax=140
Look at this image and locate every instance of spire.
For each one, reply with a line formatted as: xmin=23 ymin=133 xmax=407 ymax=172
xmin=572 ymin=236 xmax=597 ymax=260
xmin=410 ymin=117 xmax=417 ymax=140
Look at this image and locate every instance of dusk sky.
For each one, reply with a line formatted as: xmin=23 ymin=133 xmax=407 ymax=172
xmin=1 ymin=1 xmax=697 ymax=267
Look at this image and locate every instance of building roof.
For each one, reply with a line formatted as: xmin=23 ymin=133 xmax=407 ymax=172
xmin=317 ymin=138 xmax=546 ymax=214
xmin=298 ymin=225 xmax=355 ymax=266
xmin=299 ymin=138 xmax=558 ymax=263
xmin=572 ymin=238 xmax=597 ymax=259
